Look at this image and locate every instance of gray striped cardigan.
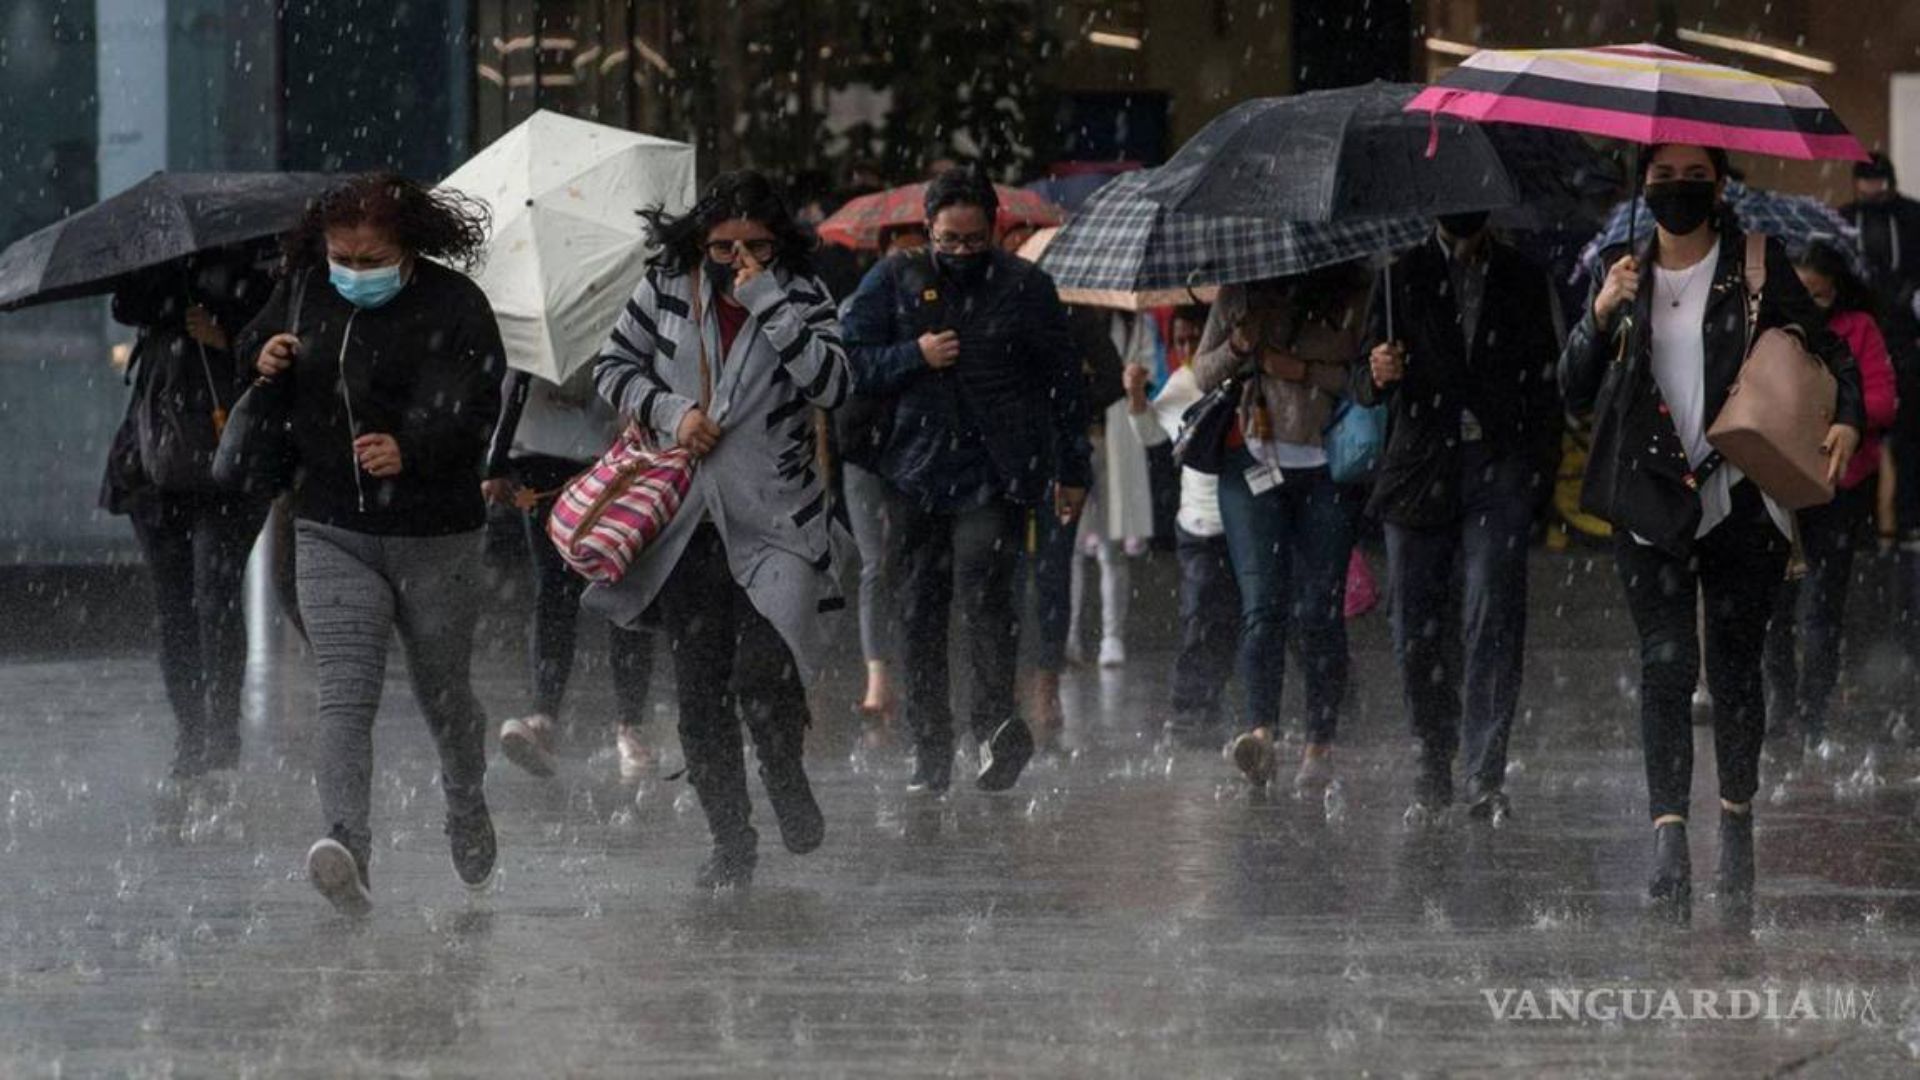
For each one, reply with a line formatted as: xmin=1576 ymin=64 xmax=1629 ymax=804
xmin=585 ymin=264 xmax=852 ymax=679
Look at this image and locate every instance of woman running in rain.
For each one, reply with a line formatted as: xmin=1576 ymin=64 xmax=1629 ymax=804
xmin=1562 ymin=143 xmax=1862 ymax=910
xmin=590 ymin=171 xmax=851 ymax=889
xmin=237 ymin=173 xmax=506 ymax=915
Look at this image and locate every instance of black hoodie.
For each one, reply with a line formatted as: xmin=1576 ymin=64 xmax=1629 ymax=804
xmin=234 ymin=260 xmax=505 ymax=536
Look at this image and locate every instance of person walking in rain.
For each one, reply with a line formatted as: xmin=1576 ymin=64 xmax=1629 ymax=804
xmin=101 ymin=249 xmax=274 ymax=779
xmin=1562 ymin=144 xmax=1861 ymax=909
xmin=841 ymin=168 xmax=1091 ymax=795
xmin=591 ymin=170 xmax=851 ymax=889
xmin=485 ymin=368 xmax=658 ymax=783
xmin=237 ymin=173 xmax=505 ymax=915
xmin=1194 ymin=266 xmax=1369 ymax=796
xmin=1358 ymin=211 xmax=1563 ymax=824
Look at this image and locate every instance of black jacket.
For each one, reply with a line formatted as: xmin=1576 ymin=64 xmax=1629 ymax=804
xmin=234 ymin=261 xmax=506 ymax=536
xmin=841 ymin=249 xmax=1091 ymax=509
xmin=1560 ymin=226 xmax=1863 ymax=555
xmin=1353 ymin=235 xmax=1563 ymax=527
xmin=1838 ymin=195 xmax=1920 ymax=311
xmin=100 ymin=256 xmax=273 ymax=512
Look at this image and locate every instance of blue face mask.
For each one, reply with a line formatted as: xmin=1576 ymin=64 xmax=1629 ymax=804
xmin=328 ymin=261 xmax=406 ymax=309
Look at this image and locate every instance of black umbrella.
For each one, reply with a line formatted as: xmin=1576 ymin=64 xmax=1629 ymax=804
xmin=0 ymin=171 xmax=337 ymax=311
xmin=1138 ymin=81 xmax=1612 ymax=223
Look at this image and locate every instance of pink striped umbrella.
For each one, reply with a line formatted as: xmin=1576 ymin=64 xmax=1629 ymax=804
xmin=1406 ymin=43 xmax=1867 ymax=163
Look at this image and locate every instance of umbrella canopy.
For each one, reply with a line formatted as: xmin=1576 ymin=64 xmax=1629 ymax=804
xmin=1575 ymin=180 xmax=1866 ymax=278
xmin=441 ymin=110 xmax=695 ymax=382
xmin=817 ymin=183 xmax=1064 ymax=250
xmin=1139 ymin=81 xmax=1610 ymax=223
xmin=1036 ymin=170 xmax=1429 ymax=312
xmin=1406 ymin=44 xmax=1868 ymax=162
xmin=1025 ymin=170 xmax=1130 ymax=214
xmin=0 ymin=171 xmax=336 ymax=312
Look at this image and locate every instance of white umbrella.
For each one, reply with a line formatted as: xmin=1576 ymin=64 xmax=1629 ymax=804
xmin=441 ymin=110 xmax=695 ymax=382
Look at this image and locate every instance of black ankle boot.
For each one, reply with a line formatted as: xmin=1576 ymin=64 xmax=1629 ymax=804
xmin=1648 ymin=821 xmax=1691 ymax=904
xmin=1717 ymin=812 xmax=1754 ymax=900
xmin=694 ymin=845 xmax=757 ymax=890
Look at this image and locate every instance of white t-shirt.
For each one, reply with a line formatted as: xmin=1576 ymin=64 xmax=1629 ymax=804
xmin=1644 ymin=239 xmax=1790 ymax=541
xmin=1130 ymin=366 xmax=1224 ymax=538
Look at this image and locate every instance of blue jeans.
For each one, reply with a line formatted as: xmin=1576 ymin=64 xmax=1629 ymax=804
xmin=1017 ymin=500 xmax=1077 ymax=673
xmin=1216 ymin=450 xmax=1359 ymax=744
xmin=1382 ymin=444 xmax=1535 ymax=799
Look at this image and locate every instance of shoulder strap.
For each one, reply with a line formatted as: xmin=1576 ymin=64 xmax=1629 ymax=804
xmin=1743 ymin=233 xmax=1767 ymax=348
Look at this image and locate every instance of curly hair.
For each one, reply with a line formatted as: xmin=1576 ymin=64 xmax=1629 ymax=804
xmin=282 ymin=171 xmax=491 ymax=273
xmin=639 ymin=170 xmax=815 ymax=279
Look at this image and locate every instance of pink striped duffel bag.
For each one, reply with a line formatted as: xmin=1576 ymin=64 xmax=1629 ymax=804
xmin=546 ymin=427 xmax=694 ymax=585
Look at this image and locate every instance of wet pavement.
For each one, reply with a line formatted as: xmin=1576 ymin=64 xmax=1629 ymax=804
xmin=4 ymin=550 xmax=1920 ymax=1076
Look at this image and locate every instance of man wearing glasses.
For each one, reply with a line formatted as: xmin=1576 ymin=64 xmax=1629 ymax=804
xmin=842 ymin=168 xmax=1091 ymax=795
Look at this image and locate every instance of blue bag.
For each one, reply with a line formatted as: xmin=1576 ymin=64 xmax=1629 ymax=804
xmin=1324 ymin=399 xmax=1387 ymax=485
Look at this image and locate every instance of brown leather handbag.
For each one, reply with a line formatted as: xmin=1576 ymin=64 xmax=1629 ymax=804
xmin=1706 ymin=234 xmax=1837 ymax=510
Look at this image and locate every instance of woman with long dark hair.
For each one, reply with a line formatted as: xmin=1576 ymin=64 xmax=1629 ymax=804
xmin=1562 ymin=144 xmax=1863 ymax=909
xmin=591 ymin=170 xmax=851 ymax=889
xmin=236 ymin=172 xmax=505 ymax=914
xmin=1763 ymin=243 xmax=1899 ymax=748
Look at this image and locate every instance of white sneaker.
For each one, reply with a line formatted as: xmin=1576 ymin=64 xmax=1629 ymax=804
xmin=307 ymin=838 xmax=371 ymax=916
xmin=1098 ymin=636 xmax=1126 ymax=668
xmin=500 ymin=714 xmax=558 ymax=778
xmin=615 ymin=724 xmax=655 ymax=783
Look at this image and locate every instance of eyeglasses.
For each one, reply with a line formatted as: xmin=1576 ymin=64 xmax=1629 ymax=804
xmin=705 ymin=239 xmax=777 ymax=263
xmin=930 ymin=230 xmax=993 ymax=253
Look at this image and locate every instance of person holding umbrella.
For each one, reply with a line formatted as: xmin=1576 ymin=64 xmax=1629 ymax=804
xmin=235 ymin=173 xmax=506 ymax=915
xmin=1562 ymin=143 xmax=1863 ymax=907
xmin=483 ymin=369 xmax=658 ymax=782
xmin=1197 ymin=264 xmax=1371 ymax=796
xmin=1357 ymin=212 xmax=1563 ymax=825
xmin=100 ymin=247 xmax=276 ymax=779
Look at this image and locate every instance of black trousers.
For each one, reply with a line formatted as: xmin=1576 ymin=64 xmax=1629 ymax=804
xmin=524 ymin=491 xmax=653 ymax=727
xmin=1383 ymin=446 xmax=1535 ymax=797
xmin=1765 ymin=483 xmax=1870 ymax=739
xmin=890 ymin=497 xmax=1027 ymax=753
xmin=129 ymin=491 xmax=269 ymax=765
xmin=654 ymin=525 xmax=809 ymax=856
xmin=1171 ymin=527 xmax=1240 ymax=731
xmin=1614 ymin=484 xmax=1788 ymax=821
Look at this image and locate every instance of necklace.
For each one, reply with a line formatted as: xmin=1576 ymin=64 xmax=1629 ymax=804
xmin=1657 ymin=257 xmax=1709 ymax=309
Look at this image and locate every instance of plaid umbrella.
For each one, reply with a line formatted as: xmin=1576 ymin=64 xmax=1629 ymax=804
xmin=1576 ymin=180 xmax=1866 ymax=278
xmin=1036 ymin=171 xmax=1429 ymax=311
xmin=1408 ymin=44 xmax=1867 ymax=162
xmin=817 ymin=182 xmax=1064 ymax=250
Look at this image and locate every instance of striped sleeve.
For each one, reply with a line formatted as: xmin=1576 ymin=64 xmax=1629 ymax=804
xmin=594 ymin=271 xmax=698 ymax=444
xmin=735 ymin=272 xmax=852 ymax=410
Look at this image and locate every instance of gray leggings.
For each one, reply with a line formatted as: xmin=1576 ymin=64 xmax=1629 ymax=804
xmin=295 ymin=521 xmax=488 ymax=867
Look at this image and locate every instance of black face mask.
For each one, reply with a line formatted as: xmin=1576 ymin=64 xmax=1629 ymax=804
xmin=1644 ymin=180 xmax=1717 ymax=236
xmin=936 ymin=250 xmax=992 ymax=286
xmin=1436 ymin=210 xmax=1490 ymax=239
xmin=704 ymin=257 xmax=738 ymax=296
